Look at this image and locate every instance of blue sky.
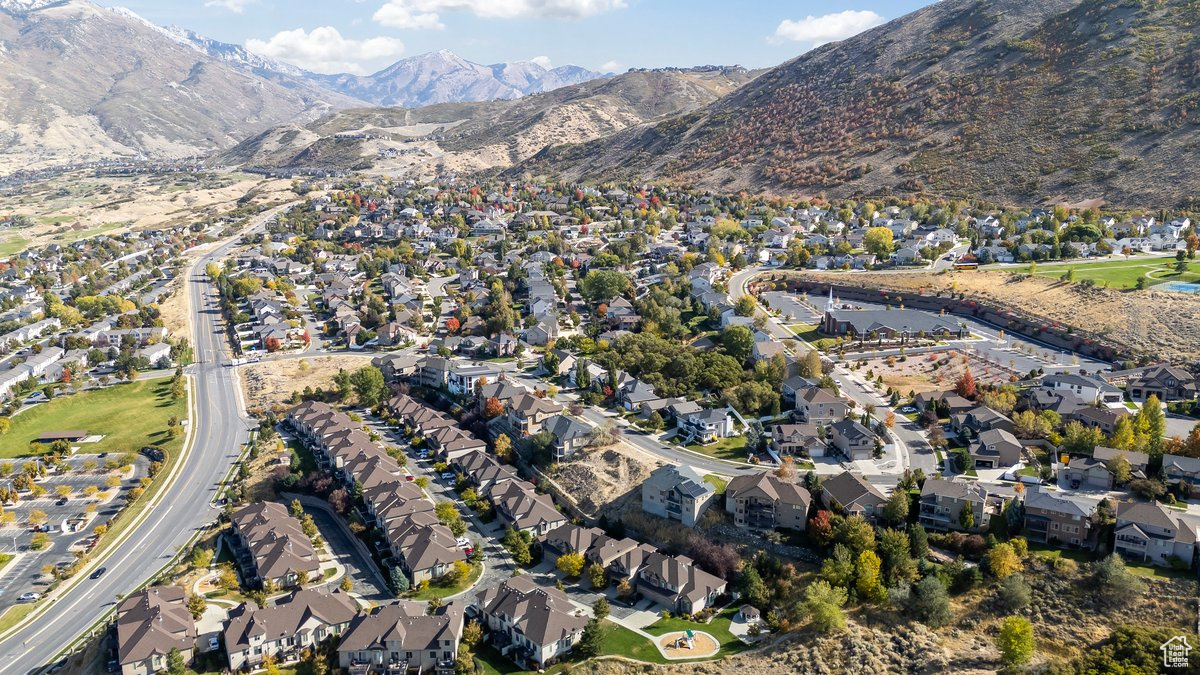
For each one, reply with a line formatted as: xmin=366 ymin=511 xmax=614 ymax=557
xmin=98 ymin=0 xmax=935 ymax=75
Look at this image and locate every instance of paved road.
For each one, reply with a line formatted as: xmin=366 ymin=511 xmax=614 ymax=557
xmin=0 ymin=207 xmax=289 ymax=673
xmin=730 ymin=267 xmax=939 ymax=479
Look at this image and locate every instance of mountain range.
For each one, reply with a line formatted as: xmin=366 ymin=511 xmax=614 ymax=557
xmin=513 ymin=0 xmax=1200 ymax=207
xmin=0 ymin=0 xmax=608 ymax=172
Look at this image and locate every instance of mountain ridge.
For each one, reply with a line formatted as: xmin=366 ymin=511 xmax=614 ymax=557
xmin=510 ymin=0 xmax=1200 ymax=208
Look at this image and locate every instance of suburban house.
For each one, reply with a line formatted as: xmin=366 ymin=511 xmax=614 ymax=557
xmin=769 ymin=423 xmax=825 ymax=457
xmin=1041 ymin=373 xmax=1124 ymax=405
xmin=540 ymin=523 xmax=604 ymax=565
xmin=1023 ymin=488 xmax=1097 ymax=548
xmin=1113 ymin=501 xmax=1198 ymax=567
xmin=676 ymin=406 xmax=736 ymax=444
xmin=542 ymin=415 xmax=592 ymax=461
xmin=829 ymin=419 xmax=876 ymax=461
xmin=1162 ymin=454 xmax=1200 ymax=487
xmin=337 ymin=602 xmax=464 ymax=675
xmin=1124 ymin=365 xmax=1199 ymax=402
xmin=952 ymin=406 xmax=1014 ymax=436
xmin=918 ymin=478 xmax=991 ymax=532
xmin=819 ymin=472 xmax=886 ymax=519
xmin=724 ymin=472 xmax=812 ymax=531
xmin=488 ymin=480 xmax=567 ymax=537
xmin=475 ymin=577 xmax=588 ymax=670
xmin=636 ymin=552 xmax=728 ymax=615
xmin=969 ymin=428 xmax=1023 ymax=469
xmin=641 ymin=465 xmax=719 ymax=528
xmin=115 ymin=587 xmax=197 ymax=675
xmin=223 ymin=589 xmax=358 ymax=671
xmin=821 ymin=307 xmax=967 ymax=340
xmin=795 ymin=387 xmax=849 ymax=424
xmin=1093 ymin=446 xmax=1150 ymax=480
xmin=230 ymin=502 xmax=321 ymax=589
xmin=504 ymin=393 xmax=564 ymax=437
xmin=1058 ymin=456 xmax=1115 ymax=490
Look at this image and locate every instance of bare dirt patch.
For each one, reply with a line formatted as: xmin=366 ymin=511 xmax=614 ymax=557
xmin=548 ymin=441 xmax=662 ymax=515
xmin=659 ymin=632 xmax=719 ymax=659
xmin=239 ymin=355 xmax=375 ymax=415
xmin=800 ymin=269 xmax=1200 ymax=365
xmin=856 ymin=350 xmax=1015 ymax=396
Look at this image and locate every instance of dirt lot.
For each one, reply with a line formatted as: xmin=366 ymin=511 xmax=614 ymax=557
xmin=548 ymin=441 xmax=662 ymax=515
xmin=239 ymin=355 xmax=375 ymax=415
xmin=0 ymin=171 xmax=292 ymax=255
xmin=856 ymin=350 xmax=1015 ymax=396
xmin=799 ymin=269 xmax=1200 ymax=365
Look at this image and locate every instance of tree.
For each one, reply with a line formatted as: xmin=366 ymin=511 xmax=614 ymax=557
xmin=955 ymin=368 xmax=977 ymax=399
xmin=803 ymin=580 xmax=848 ymax=633
xmin=579 ymin=270 xmax=631 ymax=303
xmin=186 ymin=593 xmax=207 ymax=619
xmin=593 ymin=596 xmax=610 ymax=621
xmin=995 ymin=573 xmax=1031 ymax=612
xmin=737 ymin=565 xmax=770 ymax=608
xmin=996 ymin=616 xmax=1035 ymax=667
xmin=909 ymin=524 xmax=929 ymax=560
xmin=350 ymin=366 xmax=387 ymax=407
xmin=577 ymin=619 xmax=604 ymax=657
xmin=820 ymin=544 xmax=857 ymax=588
xmin=833 ymin=514 xmax=875 ymax=552
xmin=808 ymin=510 xmax=834 ymax=547
xmin=483 ymin=397 xmax=504 ymax=419
xmin=882 ymin=490 xmax=910 ymax=525
xmin=0 ymin=417 xmax=9 ymax=435
xmin=986 ymin=543 xmax=1022 ymax=579
xmin=1092 ymin=554 xmax=1146 ymax=607
xmin=587 ymin=562 xmax=607 ymax=589
xmin=556 ymin=552 xmax=585 ymax=578
xmin=905 ymin=576 xmax=952 ymax=627
xmin=1137 ymin=395 xmax=1165 ymax=453
xmin=959 ymin=504 xmax=975 ymax=530
xmin=389 ymin=566 xmax=410 ymax=595
xmin=855 ymin=550 xmax=886 ymax=603
xmin=445 ymin=317 xmax=461 ymax=334
xmin=1106 ymin=453 xmax=1132 ymax=484
xmin=502 ymin=527 xmax=532 ymax=566
xmin=801 ymin=350 xmax=823 ymax=378
xmin=863 ymin=227 xmax=895 ymax=257
xmin=721 ymin=325 xmax=754 ymax=363
xmin=493 ymin=433 xmax=514 ymax=462
xmin=166 ymin=648 xmax=187 ymax=675
xmin=734 ymin=295 xmax=757 ymax=317
xmin=340 ymin=576 xmax=353 ymax=592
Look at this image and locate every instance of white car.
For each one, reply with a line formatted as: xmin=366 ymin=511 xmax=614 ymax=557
xmin=456 ymin=537 xmax=470 ymax=548
xmin=17 ymin=592 xmax=39 ymax=603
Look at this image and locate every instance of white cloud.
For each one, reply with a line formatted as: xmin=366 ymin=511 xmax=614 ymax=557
xmin=771 ymin=10 xmax=884 ymax=47
xmin=205 ymin=0 xmax=252 ymax=13
xmin=246 ymin=27 xmax=405 ymax=75
xmin=529 ymin=55 xmax=552 ymax=69
xmin=373 ymin=0 xmax=626 ymax=29
xmin=598 ymin=60 xmax=620 ymax=73
xmin=373 ymin=4 xmax=445 ymax=29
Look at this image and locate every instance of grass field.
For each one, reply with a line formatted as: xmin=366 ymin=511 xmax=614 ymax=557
xmin=1030 ymin=257 xmax=1200 ymax=289
xmin=0 ymin=553 xmax=12 ymax=572
xmin=407 ymin=562 xmax=482 ymax=601
xmin=0 ymin=604 xmax=35 ymax=634
xmin=685 ymin=436 xmax=749 ymax=462
xmin=0 ymin=378 xmax=187 ymax=459
xmin=702 ymin=474 xmax=728 ymax=494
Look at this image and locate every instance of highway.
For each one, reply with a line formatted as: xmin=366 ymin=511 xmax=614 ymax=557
xmin=0 ymin=209 xmax=279 ymax=673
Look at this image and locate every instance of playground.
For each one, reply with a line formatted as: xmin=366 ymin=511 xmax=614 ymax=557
xmin=658 ymin=630 xmax=720 ymax=658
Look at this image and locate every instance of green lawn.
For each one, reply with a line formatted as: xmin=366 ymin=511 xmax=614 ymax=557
xmin=0 ymin=378 xmax=187 ymax=459
xmin=0 ymin=236 xmax=30 ymax=258
xmin=702 ymin=474 xmax=728 ymax=494
xmin=0 ymin=553 xmax=12 ymax=572
xmin=472 ymin=621 xmax=669 ymax=674
xmin=685 ymin=436 xmax=749 ymax=462
xmin=1031 ymin=258 xmax=1200 ymax=289
xmin=407 ymin=563 xmax=483 ymax=601
xmin=787 ymin=324 xmax=823 ymax=343
xmin=0 ymin=604 xmax=36 ymax=634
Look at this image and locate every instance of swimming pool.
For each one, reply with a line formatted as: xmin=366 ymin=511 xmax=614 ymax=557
xmin=1158 ymin=281 xmax=1200 ymax=294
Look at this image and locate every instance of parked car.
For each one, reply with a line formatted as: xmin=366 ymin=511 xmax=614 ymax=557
xmin=208 ymin=637 xmax=219 ymax=651
xmin=455 ymin=537 xmax=470 ymax=548
xmin=17 ymin=592 xmax=40 ymax=602
xmin=440 ymin=472 xmax=455 ymax=482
